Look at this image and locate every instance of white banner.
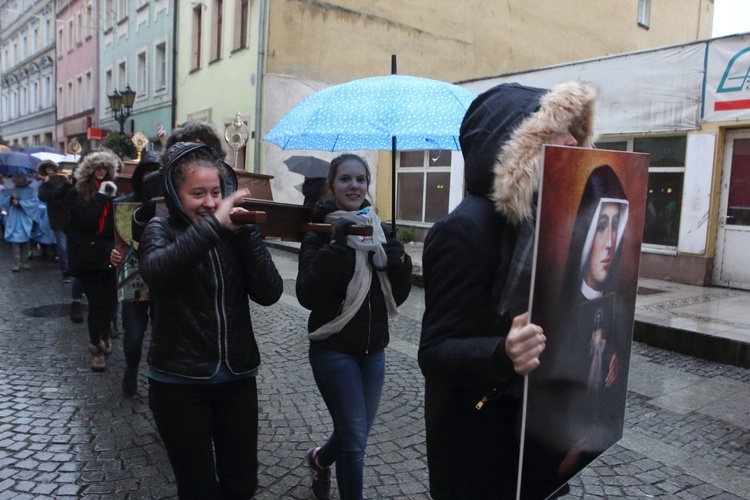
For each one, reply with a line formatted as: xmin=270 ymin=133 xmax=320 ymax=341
xmin=704 ymin=34 xmax=750 ymax=122
xmin=462 ymin=44 xmax=706 ymax=135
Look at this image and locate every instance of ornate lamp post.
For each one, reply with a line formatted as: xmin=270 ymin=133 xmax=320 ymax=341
xmin=107 ymin=84 xmax=136 ymax=133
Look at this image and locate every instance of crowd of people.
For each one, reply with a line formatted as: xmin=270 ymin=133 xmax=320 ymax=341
xmin=1 ymin=79 xmax=616 ymax=500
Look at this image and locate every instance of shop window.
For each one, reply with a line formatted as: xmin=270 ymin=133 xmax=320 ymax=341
xmin=397 ymin=150 xmax=451 ymax=224
xmin=597 ymin=136 xmax=686 ymax=250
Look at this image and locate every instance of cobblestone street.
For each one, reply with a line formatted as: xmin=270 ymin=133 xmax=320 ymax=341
xmin=1 ymin=244 xmax=749 ymax=499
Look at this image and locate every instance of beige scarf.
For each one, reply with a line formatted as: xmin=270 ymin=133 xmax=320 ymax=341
xmin=308 ymin=207 xmax=399 ymax=340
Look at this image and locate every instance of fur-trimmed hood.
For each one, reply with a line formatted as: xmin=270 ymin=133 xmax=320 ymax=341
xmin=459 ymin=81 xmax=597 ymax=226
xmin=74 ymin=149 xmax=122 ymax=184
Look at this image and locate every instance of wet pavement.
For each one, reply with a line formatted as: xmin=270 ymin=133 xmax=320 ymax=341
xmin=1 ymin=241 xmax=749 ymax=499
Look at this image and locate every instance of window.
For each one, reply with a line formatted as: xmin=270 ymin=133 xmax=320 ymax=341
xmin=32 ymin=27 xmax=38 ymax=52
xmin=43 ymin=76 xmax=51 ymax=108
xmin=155 ymin=42 xmax=167 ymax=90
xmin=56 ymin=85 xmax=63 ymax=119
xmin=20 ymin=85 xmax=27 ymax=115
xmin=104 ymin=0 xmax=114 ymax=27
xmin=233 ymin=0 xmax=250 ymax=50
xmin=211 ymin=0 xmax=223 ymax=61
xmin=76 ymin=10 xmax=84 ymax=45
xmin=118 ymin=61 xmax=127 ymax=89
xmin=67 ymin=20 xmax=74 ymax=52
xmin=85 ymin=3 xmax=93 ymax=37
xmin=32 ymin=81 xmax=38 ymax=112
xmin=119 ymin=0 xmax=128 ymax=21
xmin=77 ymin=75 xmax=83 ymax=113
xmin=137 ymin=51 xmax=147 ymax=96
xmin=105 ymin=68 xmax=113 ymax=107
xmin=85 ymin=71 xmax=92 ymax=110
xmin=597 ymin=136 xmax=686 ymax=250
xmin=397 ymin=150 xmax=452 ymax=224
xmin=637 ymin=0 xmax=651 ymax=29
xmin=67 ymin=81 xmax=73 ymax=116
xmin=57 ymin=27 xmax=64 ymax=55
xmin=192 ymin=5 xmax=202 ymax=70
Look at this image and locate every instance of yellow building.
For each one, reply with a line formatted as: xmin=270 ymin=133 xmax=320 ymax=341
xmin=175 ymin=0 xmax=713 ymax=223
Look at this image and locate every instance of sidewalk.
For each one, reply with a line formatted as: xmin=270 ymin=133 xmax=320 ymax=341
xmin=267 ymin=239 xmax=750 ymax=368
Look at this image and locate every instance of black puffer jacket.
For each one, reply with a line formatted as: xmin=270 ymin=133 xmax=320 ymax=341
xmin=66 ymin=149 xmax=122 ymax=275
xmin=296 ymin=200 xmax=413 ymax=354
xmin=419 ymin=82 xmax=597 ymax=499
xmin=38 ymin=176 xmax=73 ymax=231
xmin=139 ymin=143 xmax=282 ymax=378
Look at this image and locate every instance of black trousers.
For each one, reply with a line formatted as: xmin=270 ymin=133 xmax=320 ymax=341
xmin=78 ymin=267 xmax=117 ymax=346
xmin=149 ymin=377 xmax=259 ymax=500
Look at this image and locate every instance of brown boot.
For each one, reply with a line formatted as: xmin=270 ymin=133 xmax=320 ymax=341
xmin=88 ymin=344 xmax=106 ymax=372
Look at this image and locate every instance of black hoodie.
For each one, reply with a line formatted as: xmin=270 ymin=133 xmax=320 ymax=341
xmin=418 ymin=81 xmax=597 ymax=500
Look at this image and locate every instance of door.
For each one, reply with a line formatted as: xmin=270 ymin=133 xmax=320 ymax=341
xmin=714 ymin=129 xmax=750 ymax=289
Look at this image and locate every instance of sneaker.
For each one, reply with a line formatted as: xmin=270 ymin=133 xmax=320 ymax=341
xmin=306 ymin=447 xmax=331 ymax=500
xmin=122 ymin=366 xmax=138 ymax=397
xmin=11 ymin=264 xmax=20 ymax=272
xmin=62 ymin=270 xmax=71 ymax=283
xmin=100 ymin=339 xmax=113 ymax=356
xmin=21 ymin=263 xmax=30 ymax=270
xmin=88 ymin=344 xmax=106 ymax=372
xmin=70 ymin=302 xmax=84 ymax=323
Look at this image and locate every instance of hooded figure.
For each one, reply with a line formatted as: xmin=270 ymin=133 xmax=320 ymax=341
xmin=112 ymin=149 xmax=163 ymax=397
xmin=0 ymin=169 xmax=39 ymax=271
xmin=419 ymin=81 xmax=596 ymax=500
xmin=66 ymin=148 xmax=123 ymax=372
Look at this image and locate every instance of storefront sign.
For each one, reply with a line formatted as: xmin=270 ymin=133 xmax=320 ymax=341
xmin=705 ymin=34 xmax=750 ymax=122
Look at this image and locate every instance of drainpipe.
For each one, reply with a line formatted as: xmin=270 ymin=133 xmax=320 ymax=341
xmin=252 ymin=0 xmax=268 ymax=173
xmin=170 ymin=0 xmax=179 ymax=132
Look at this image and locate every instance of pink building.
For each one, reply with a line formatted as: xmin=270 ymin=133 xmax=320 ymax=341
xmin=55 ymin=0 xmax=99 ymax=152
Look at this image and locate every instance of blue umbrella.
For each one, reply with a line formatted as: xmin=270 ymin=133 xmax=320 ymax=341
xmin=263 ymin=71 xmax=476 ymax=230
xmin=0 ymin=152 xmax=42 ymax=176
xmin=21 ymin=145 xmax=63 ymax=155
xmin=264 ymin=74 xmax=476 ymax=152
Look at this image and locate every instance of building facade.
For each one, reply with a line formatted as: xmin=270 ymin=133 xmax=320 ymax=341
xmin=55 ymin=0 xmax=98 ymax=153
xmin=0 ymin=0 xmax=56 ymax=148
xmin=259 ymin=0 xmax=715 ymax=212
xmin=99 ymin=0 xmax=174 ymax=151
xmin=173 ymin=0 xmax=264 ymax=170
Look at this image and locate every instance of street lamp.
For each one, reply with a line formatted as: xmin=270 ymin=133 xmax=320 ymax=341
xmin=107 ymin=84 xmax=136 ymax=133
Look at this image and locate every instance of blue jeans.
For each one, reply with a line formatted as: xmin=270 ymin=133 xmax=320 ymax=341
xmin=52 ymin=229 xmax=68 ymax=270
xmin=309 ymin=344 xmax=385 ymax=500
xmin=122 ymin=300 xmax=153 ymax=368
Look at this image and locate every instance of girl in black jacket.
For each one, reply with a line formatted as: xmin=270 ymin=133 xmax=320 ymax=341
xmin=66 ymin=149 xmax=122 ymax=372
xmin=296 ymin=154 xmax=412 ymax=500
xmin=139 ymin=142 xmax=282 ymax=499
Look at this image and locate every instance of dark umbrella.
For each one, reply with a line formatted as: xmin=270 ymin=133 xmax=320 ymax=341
xmin=283 ymin=155 xmax=331 ymax=178
xmin=21 ymin=145 xmax=63 ymax=155
xmin=0 ymin=152 xmax=42 ymax=176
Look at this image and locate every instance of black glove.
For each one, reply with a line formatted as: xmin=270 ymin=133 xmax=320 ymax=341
xmin=383 ymin=237 xmax=405 ymax=266
xmin=330 ymin=218 xmax=354 ymax=247
xmin=134 ymin=199 xmax=157 ymax=224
